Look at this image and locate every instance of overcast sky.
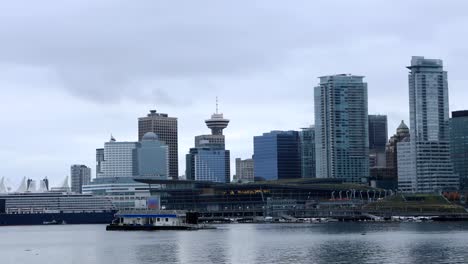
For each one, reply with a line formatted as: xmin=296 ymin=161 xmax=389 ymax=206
xmin=1 ymin=0 xmax=468 ymax=188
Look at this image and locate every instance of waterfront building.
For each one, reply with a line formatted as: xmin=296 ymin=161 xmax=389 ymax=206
xmin=98 ymin=134 xmax=168 ymax=178
xmin=450 ymin=110 xmax=468 ymax=189
xmin=137 ymin=132 xmax=169 ymax=179
xmin=368 ymin=115 xmax=388 ymax=167
xmin=71 ymin=165 xmax=91 ymax=194
xmin=86 ymin=134 xmax=170 ymax=209
xmin=138 ymin=110 xmax=178 ymax=180
xmin=135 ymin=177 xmax=375 ymax=220
xmin=300 ymin=126 xmax=316 ymax=178
xmin=314 ymin=74 xmax=369 ymax=183
xmin=253 ymin=131 xmax=301 ymax=181
xmin=185 ymin=105 xmax=231 ymax=183
xmin=398 ymin=56 xmax=458 ymax=193
xmin=234 ymin=158 xmax=255 ymax=183
xmin=369 ymin=167 xmax=397 ymax=190
xmin=82 ymin=177 xmax=152 ymax=210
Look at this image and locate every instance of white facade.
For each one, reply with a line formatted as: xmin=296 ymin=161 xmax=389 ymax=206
xmin=314 ymin=74 xmax=369 ymax=183
xmin=397 ymin=141 xmax=416 ymax=192
xmin=82 ymin=178 xmax=153 ymax=210
xmin=234 ymin=158 xmax=254 ymax=182
xmin=101 ymin=142 xmax=138 ymax=177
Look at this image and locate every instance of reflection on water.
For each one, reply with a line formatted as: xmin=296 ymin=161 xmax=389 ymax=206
xmin=1 ymin=222 xmax=468 ymax=264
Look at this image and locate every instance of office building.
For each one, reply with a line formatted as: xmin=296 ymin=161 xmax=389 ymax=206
xmin=450 ymin=110 xmax=468 ymax=189
xmin=97 ymin=134 xmax=169 ymax=178
xmin=192 ymin=148 xmax=230 ymax=183
xmin=383 ymin=121 xmax=410 ymax=188
xmin=138 ymin=110 xmax=178 ymax=179
xmin=83 ymin=177 xmax=152 ymax=210
xmin=101 ymin=137 xmax=138 ymax=178
xmin=96 ymin=148 xmax=104 ymax=178
xmin=137 ymin=132 xmax=169 ymax=179
xmin=253 ymin=131 xmax=301 ymax=181
xmin=368 ymin=115 xmax=388 ymax=167
xmin=188 ymin=143 xmax=230 ymax=183
xmin=85 ymin=134 xmax=169 ymax=209
xmin=234 ymin=158 xmax=255 ymax=183
xmin=314 ymin=74 xmax=369 ymax=183
xmin=186 ymin=106 xmax=231 ymax=183
xmin=70 ymin=165 xmax=91 ymax=194
xmin=300 ymin=126 xmax=316 ymax=178
xmin=398 ymin=56 xmax=458 ymax=193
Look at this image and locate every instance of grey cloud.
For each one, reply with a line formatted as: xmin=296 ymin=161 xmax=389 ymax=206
xmin=0 ymin=0 xmax=466 ymax=104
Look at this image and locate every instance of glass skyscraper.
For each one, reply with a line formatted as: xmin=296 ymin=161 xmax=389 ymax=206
xmin=185 ymin=108 xmax=231 ymax=183
xmin=368 ymin=115 xmax=388 ymax=151
xmin=450 ymin=110 xmax=468 ymax=190
xmin=300 ymin=126 xmax=316 ymax=178
xmin=137 ymin=132 xmax=169 ymax=179
xmin=314 ymin=74 xmax=369 ymax=183
xmin=398 ymin=56 xmax=458 ymax=193
xmin=368 ymin=115 xmax=388 ymax=168
xmin=253 ymin=131 xmax=301 ymax=181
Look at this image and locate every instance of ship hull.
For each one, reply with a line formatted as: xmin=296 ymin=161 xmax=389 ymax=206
xmin=0 ymin=211 xmax=116 ymax=226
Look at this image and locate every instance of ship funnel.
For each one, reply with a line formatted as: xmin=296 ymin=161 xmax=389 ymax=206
xmin=27 ymin=179 xmax=37 ymax=192
xmin=38 ymin=178 xmax=49 ymax=192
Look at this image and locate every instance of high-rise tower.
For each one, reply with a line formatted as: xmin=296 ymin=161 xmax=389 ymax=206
xmin=138 ymin=110 xmax=178 ymax=180
xmin=70 ymin=165 xmax=91 ymax=194
xmin=450 ymin=111 xmax=468 ymax=190
xmin=186 ymin=99 xmax=231 ymax=183
xmin=398 ymin=56 xmax=458 ymax=192
xmin=314 ymin=74 xmax=369 ymax=183
xmin=254 ymin=131 xmax=301 ymax=180
xmin=368 ymin=115 xmax=388 ymax=167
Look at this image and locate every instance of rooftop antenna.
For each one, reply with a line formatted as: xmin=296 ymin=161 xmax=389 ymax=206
xmin=216 ymin=96 xmax=219 ymax=114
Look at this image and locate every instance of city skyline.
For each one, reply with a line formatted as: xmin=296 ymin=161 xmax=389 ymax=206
xmin=2 ymin=1 xmax=468 ymax=186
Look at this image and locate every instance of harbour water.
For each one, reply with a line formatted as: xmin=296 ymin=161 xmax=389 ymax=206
xmin=1 ymin=222 xmax=468 ymax=264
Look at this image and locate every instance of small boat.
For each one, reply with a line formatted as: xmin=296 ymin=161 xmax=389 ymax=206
xmin=43 ymin=220 xmax=66 ymax=225
xmin=106 ymin=210 xmax=213 ymax=231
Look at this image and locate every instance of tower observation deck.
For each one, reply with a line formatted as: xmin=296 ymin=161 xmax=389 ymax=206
xmin=205 ymin=98 xmax=229 ymax=135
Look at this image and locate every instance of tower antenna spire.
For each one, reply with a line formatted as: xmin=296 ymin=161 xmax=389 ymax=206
xmin=216 ymin=96 xmax=219 ymax=114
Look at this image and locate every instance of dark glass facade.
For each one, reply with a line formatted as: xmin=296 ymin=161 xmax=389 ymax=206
xmin=254 ymin=131 xmax=301 ymax=180
xmin=300 ymin=126 xmax=316 ymax=178
xmin=450 ymin=111 xmax=468 ymax=189
xmin=135 ymin=178 xmax=375 ymax=219
xmin=368 ymin=115 xmax=388 ymax=152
